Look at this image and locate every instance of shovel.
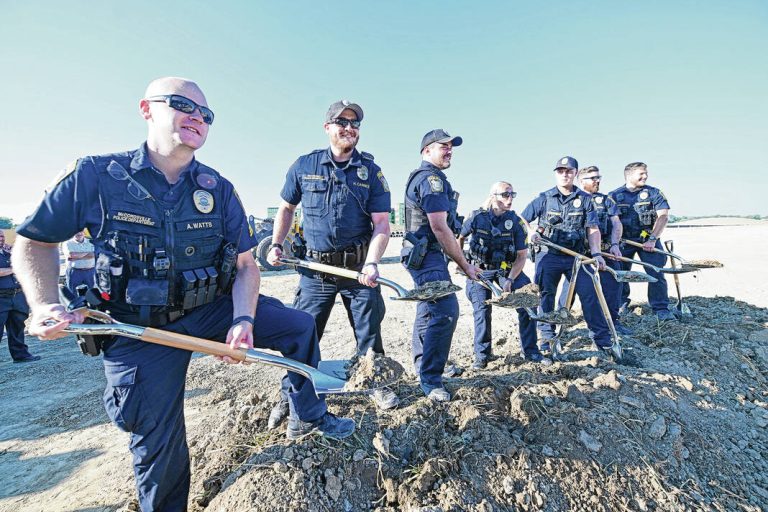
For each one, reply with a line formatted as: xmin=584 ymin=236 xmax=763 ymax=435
xmin=621 ymin=239 xmax=724 ymax=269
xmin=536 ymin=239 xmax=657 ymax=283
xmin=599 ymin=252 xmax=698 ymax=275
xmin=665 ymin=240 xmax=692 ymax=316
xmin=58 ymin=309 xmax=361 ymax=396
xmin=280 ymin=257 xmax=460 ymax=301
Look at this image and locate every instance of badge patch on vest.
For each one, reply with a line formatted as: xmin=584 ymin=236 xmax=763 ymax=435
xmin=573 ymin=198 xmax=582 ymax=208
xmin=112 ymin=211 xmax=156 ymax=226
xmin=428 ymin=175 xmax=443 ymax=192
xmin=595 ymin=196 xmax=603 ymax=204
xmin=357 ymin=166 xmax=368 ymax=180
xmin=505 ymin=219 xmax=514 ymax=230
xmin=194 ymin=190 xmax=214 ymax=214
xmin=639 ymin=191 xmax=649 ymax=200
xmin=377 ymin=170 xmax=390 ymax=192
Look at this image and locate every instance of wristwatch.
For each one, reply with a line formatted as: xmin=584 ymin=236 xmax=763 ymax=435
xmin=647 ymin=235 xmax=657 ymax=242
xmin=269 ymin=243 xmax=283 ymax=251
xmin=363 ymin=262 xmax=378 ymax=269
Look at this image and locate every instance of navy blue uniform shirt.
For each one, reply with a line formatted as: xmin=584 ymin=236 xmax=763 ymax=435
xmin=608 ymin=185 xmax=670 ymax=240
xmin=405 ymin=161 xmax=458 ymax=240
xmin=0 ymin=249 xmax=19 ymax=289
xmin=280 ymin=148 xmax=391 ymax=253
xmin=521 ymin=186 xmax=599 ymax=227
xmin=17 ymin=143 xmax=252 ymax=253
xmin=460 ymin=209 xmax=528 ymax=250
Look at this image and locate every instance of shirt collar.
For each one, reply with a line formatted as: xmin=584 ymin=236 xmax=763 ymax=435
xmin=418 ymin=160 xmax=446 ymax=177
xmin=545 ymin=186 xmax=582 ymax=201
xmin=320 ymin=147 xmax=362 ymax=168
xmin=130 ymin=142 xmax=199 ymax=178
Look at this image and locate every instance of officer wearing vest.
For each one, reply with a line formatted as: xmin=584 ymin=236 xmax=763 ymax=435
xmin=458 ymin=182 xmax=550 ymax=369
xmin=556 ymin=166 xmax=631 ymax=334
xmin=267 ymin=100 xmax=397 ymax=422
xmin=521 ymin=156 xmax=614 ymax=355
xmin=0 ymin=232 xmax=39 ymax=362
xmin=403 ymin=129 xmax=480 ymax=402
xmin=609 ymin=161 xmax=674 ymax=321
xmin=13 ymin=78 xmax=354 ymax=512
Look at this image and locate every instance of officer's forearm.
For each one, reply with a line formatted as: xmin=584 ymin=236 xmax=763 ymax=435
xmin=610 ymin=217 xmax=623 ymax=245
xmin=651 ymin=212 xmax=669 ymax=238
xmin=232 ymin=255 xmax=259 ymax=319
xmin=508 ymin=250 xmax=527 ymax=280
xmin=272 ymin=202 xmax=296 ymax=246
xmin=587 ymin=228 xmax=602 ymax=254
xmin=365 ymin=215 xmax=391 ymax=265
xmin=433 ymin=224 xmax=471 ymax=271
xmin=11 ymin=236 xmax=61 ymax=308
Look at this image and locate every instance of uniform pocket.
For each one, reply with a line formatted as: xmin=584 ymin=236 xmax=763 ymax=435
xmin=302 ymin=179 xmax=329 ymax=217
xmin=103 ymin=364 xmax=157 ymax=434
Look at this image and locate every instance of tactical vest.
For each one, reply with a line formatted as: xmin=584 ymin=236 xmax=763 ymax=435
xmin=591 ymin=193 xmax=612 ymax=243
xmin=541 ymin=194 xmax=587 ymax=253
xmin=92 ymin=157 xmax=235 ymax=324
xmin=467 ymin=210 xmax=517 ymax=269
xmin=404 ymin=169 xmax=462 ymax=239
xmin=615 ymin=188 xmax=657 ymax=239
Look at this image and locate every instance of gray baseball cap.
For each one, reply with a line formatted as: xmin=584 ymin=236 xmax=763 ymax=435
xmin=420 ymin=129 xmax=463 ymax=152
xmin=325 ymin=100 xmax=364 ymax=122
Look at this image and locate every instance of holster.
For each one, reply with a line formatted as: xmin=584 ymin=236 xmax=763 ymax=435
xmin=402 ymin=233 xmax=428 ymax=270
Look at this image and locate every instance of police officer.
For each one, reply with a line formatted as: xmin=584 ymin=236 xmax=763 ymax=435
xmin=403 ymin=129 xmax=480 ymax=402
xmin=609 ymin=161 xmax=674 ymax=321
xmin=63 ymin=231 xmax=96 ymax=294
xmin=521 ymin=156 xmax=615 ymax=356
xmin=12 ymin=77 xmax=354 ymax=512
xmin=458 ymin=182 xmax=550 ymax=368
xmin=0 ymin=232 xmax=39 ymax=363
xmin=556 ymin=166 xmax=630 ymax=334
xmin=267 ymin=100 xmax=397 ymax=423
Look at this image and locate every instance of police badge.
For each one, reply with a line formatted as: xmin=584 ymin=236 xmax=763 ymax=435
xmin=357 ymin=166 xmax=368 ymax=180
xmin=573 ymin=198 xmax=582 ymax=208
xmin=193 ymin=190 xmax=214 ymax=214
xmin=505 ymin=219 xmax=514 ymax=230
xmin=595 ymin=196 xmax=603 ymax=204
xmin=639 ymin=191 xmax=649 ymax=200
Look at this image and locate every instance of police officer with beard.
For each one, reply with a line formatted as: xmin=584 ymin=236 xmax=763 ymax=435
xmin=13 ymin=77 xmax=354 ymax=512
xmin=458 ymin=182 xmax=550 ymax=369
xmin=403 ymin=129 xmax=480 ymax=402
xmin=609 ymin=161 xmax=674 ymax=321
xmin=267 ymin=100 xmax=397 ymax=426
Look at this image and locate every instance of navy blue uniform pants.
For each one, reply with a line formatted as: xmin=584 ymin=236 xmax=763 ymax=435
xmin=66 ymin=266 xmax=95 ymax=295
xmin=465 ymin=271 xmax=539 ymax=360
xmin=620 ymin=240 xmax=670 ymax=312
xmin=0 ymin=291 xmax=33 ymax=361
xmin=534 ymin=252 xmax=611 ymax=348
xmin=102 ymin=294 xmax=326 ymax=512
xmin=557 ymin=258 xmax=622 ymax=323
xmin=407 ymin=251 xmax=459 ymax=389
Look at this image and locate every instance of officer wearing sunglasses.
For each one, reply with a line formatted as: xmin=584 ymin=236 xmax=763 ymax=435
xmin=458 ymin=182 xmax=550 ymax=368
xmin=521 ymin=156 xmax=618 ymax=359
xmin=13 ymin=77 xmax=354 ymax=512
xmin=266 ymin=100 xmax=398 ymax=423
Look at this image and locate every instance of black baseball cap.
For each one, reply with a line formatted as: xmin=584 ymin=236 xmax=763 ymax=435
xmin=325 ymin=100 xmax=364 ymax=122
xmin=420 ymin=129 xmax=463 ymax=152
xmin=554 ymin=156 xmax=578 ymax=170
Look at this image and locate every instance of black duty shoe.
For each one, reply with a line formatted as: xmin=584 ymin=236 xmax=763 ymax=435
xmin=471 ymin=359 xmax=487 ymax=370
xmin=13 ymin=355 xmax=41 ymax=363
xmin=267 ymin=399 xmax=289 ymax=430
xmin=286 ymin=412 xmax=355 ymax=440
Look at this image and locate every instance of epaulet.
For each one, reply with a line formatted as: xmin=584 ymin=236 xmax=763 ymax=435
xmin=360 ymin=151 xmax=375 ymax=161
xmin=309 ymin=148 xmax=326 ymax=156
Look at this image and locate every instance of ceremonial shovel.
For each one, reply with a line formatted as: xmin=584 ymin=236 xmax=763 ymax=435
xmin=279 ymin=257 xmax=459 ymax=301
xmin=621 ymin=239 xmax=724 ymax=269
xmin=665 ymin=240 xmax=692 ymax=316
xmin=598 ymin=252 xmax=698 ymax=275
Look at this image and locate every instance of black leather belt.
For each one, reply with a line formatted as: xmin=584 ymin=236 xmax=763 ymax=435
xmin=307 ymin=242 xmax=368 ymax=269
xmin=0 ymin=287 xmax=22 ymax=298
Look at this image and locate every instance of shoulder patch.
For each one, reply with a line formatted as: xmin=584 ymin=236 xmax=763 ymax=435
xmin=360 ymin=151 xmax=374 ymax=160
xmin=376 ymin=170 xmax=390 ymax=192
xmin=427 ymin=175 xmax=444 ymax=193
xmin=46 ymin=159 xmax=79 ymax=192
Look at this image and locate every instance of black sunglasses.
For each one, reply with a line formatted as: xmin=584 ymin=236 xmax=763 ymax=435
xmin=147 ymin=95 xmax=215 ymax=125
xmin=494 ymin=191 xmax=517 ymax=199
xmin=332 ymin=118 xmax=361 ymax=129
xmin=582 ymin=175 xmax=602 ymax=181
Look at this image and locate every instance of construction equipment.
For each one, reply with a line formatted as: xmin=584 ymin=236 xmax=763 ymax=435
xmin=249 ymin=214 xmax=304 ymax=271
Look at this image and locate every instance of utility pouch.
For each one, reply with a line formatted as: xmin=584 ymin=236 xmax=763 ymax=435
xmin=181 ymin=271 xmax=197 ymax=310
xmin=218 ymin=243 xmax=238 ymax=293
xmin=291 ymin=235 xmax=307 ymax=260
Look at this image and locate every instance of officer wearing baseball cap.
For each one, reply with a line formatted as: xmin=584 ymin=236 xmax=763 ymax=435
xmin=267 ymin=99 xmax=398 ymax=424
xmin=403 ymin=129 xmax=479 ymax=402
xmin=521 ymin=156 xmax=617 ymax=358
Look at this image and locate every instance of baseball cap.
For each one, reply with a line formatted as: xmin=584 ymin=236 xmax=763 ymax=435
xmin=420 ymin=129 xmax=463 ymax=152
xmin=325 ymin=100 xmax=364 ymax=123
xmin=554 ymin=156 xmax=578 ymax=170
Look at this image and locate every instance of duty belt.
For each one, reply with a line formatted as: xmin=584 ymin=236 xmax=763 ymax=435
xmin=0 ymin=287 xmax=22 ymax=298
xmin=307 ymin=242 xmax=368 ymax=269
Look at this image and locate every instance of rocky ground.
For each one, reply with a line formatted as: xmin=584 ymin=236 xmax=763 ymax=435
xmin=1 ymin=222 xmax=766 ymax=512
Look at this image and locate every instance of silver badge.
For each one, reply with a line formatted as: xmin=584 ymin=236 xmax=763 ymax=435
xmin=342 ymin=100 xmax=349 ymax=106
xmin=639 ymin=191 xmax=649 ymax=200
xmin=504 ymin=219 xmax=514 ymax=230
xmin=595 ymin=196 xmax=603 ymax=204
xmin=357 ymin=165 xmax=368 ymax=180
xmin=561 ymin=158 xmax=569 ymax=165
xmin=193 ymin=190 xmax=214 ymax=214
xmin=573 ymin=198 xmax=582 ymax=208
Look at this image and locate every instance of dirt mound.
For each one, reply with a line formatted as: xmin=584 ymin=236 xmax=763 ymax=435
xmin=184 ymin=296 xmax=768 ymax=511
xmin=343 ymin=350 xmax=405 ymax=392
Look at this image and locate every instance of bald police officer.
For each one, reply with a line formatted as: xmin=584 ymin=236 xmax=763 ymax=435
xmin=403 ymin=129 xmax=480 ymax=402
xmin=267 ymin=100 xmax=397 ymax=426
xmin=13 ymin=78 xmax=354 ymax=512
xmin=610 ymin=161 xmax=674 ymax=321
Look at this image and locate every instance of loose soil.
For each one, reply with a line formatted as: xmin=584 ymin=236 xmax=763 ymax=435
xmin=343 ymin=351 xmax=405 ymax=392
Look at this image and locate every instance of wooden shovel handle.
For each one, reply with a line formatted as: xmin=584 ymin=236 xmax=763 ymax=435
xmin=142 ymin=327 xmax=247 ymax=361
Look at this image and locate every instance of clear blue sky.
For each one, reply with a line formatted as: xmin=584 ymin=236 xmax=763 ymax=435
xmin=1 ymin=1 xmax=766 ymax=223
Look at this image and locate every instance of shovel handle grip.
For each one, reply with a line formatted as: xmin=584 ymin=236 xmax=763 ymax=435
xmin=280 ymin=258 xmax=361 ymax=280
xmin=142 ymin=327 xmax=247 ymax=361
